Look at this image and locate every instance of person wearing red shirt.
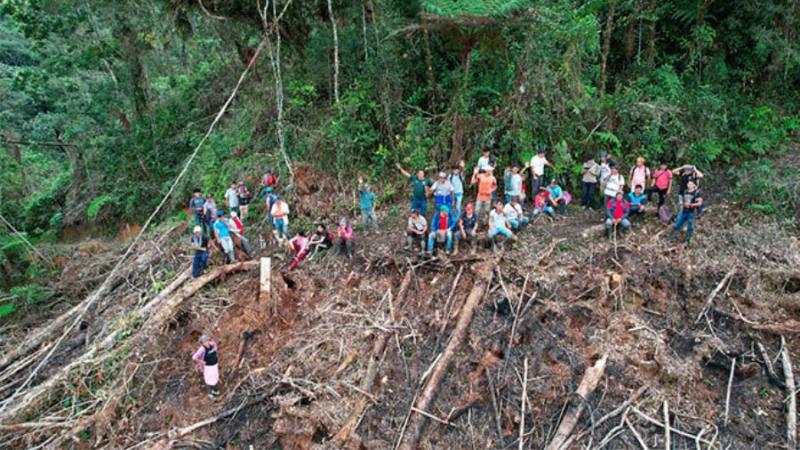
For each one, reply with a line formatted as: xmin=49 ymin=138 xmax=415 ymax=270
xmin=605 ymin=191 xmax=631 ymax=239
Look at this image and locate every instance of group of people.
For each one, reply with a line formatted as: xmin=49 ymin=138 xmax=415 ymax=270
xmin=188 ymin=169 xmax=362 ymax=278
xmin=397 ymin=148 xmax=705 ymax=255
xmin=187 ymin=150 xmax=707 ymax=399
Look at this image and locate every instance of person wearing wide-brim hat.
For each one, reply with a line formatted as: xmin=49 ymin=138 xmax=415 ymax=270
xmin=192 ymin=335 xmax=220 ymax=398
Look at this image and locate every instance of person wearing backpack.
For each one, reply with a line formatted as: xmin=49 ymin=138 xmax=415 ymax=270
xmin=237 ymin=181 xmax=252 ymax=221
xmin=258 ymin=169 xmax=279 ymax=200
xmin=629 ymin=157 xmax=651 ymax=196
xmin=580 ymin=157 xmax=601 ymax=209
xmin=647 ymin=163 xmax=672 ymax=208
xmin=192 ymin=335 xmax=220 ymax=398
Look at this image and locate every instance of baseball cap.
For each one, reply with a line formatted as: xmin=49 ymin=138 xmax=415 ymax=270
xmin=193 ymin=226 xmax=202 ymax=233
xmin=217 ymin=210 xmax=225 ymax=217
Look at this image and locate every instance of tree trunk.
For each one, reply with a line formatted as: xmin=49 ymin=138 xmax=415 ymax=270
xmin=644 ymin=0 xmax=658 ymax=68
xmin=326 ymin=0 xmax=340 ymax=104
xmin=598 ymin=0 xmax=617 ymax=97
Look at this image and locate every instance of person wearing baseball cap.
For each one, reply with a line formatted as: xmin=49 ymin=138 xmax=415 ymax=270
xmin=430 ymin=171 xmax=455 ymax=216
xmin=190 ymin=225 xmax=209 ymax=278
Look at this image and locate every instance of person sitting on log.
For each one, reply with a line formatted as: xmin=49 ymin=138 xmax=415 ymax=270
xmin=335 ymin=217 xmax=355 ymax=260
xmin=192 ymin=335 xmax=220 ymax=398
xmin=427 ymin=205 xmax=455 ymax=256
xmin=454 ymin=202 xmax=479 ymax=255
xmin=605 ymin=191 xmax=631 ymax=239
xmin=405 ymin=209 xmax=428 ymax=254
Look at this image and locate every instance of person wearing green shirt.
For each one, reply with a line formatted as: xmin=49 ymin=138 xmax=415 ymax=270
xmin=396 ymin=163 xmax=432 ymax=217
xmin=358 ymin=177 xmax=378 ymax=230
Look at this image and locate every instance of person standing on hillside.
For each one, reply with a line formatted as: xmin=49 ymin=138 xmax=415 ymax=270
xmin=264 ymin=187 xmax=279 ymax=222
xmin=673 ymin=164 xmax=704 ymax=196
xmin=504 ymin=164 xmax=523 ymax=204
xmin=488 ymin=202 xmax=516 ymax=253
xmin=471 ymin=168 xmax=497 ymax=228
xmin=450 ymin=162 xmax=466 ymax=218
xmin=454 ymin=203 xmax=478 ymax=255
xmin=405 ymin=209 xmax=428 ymax=254
xmin=477 ymin=148 xmax=497 ymax=173
xmin=629 ymin=157 xmax=651 ymax=196
xmin=396 ymin=164 xmax=432 ymax=217
xmin=525 ymin=148 xmax=555 ymax=198
xmin=358 ymin=178 xmax=378 ymax=230
xmin=214 ymin=211 xmax=235 ymax=263
xmin=335 ymin=217 xmax=355 ymax=259
xmin=598 ymin=151 xmax=612 ymax=197
xmin=224 ymin=182 xmax=240 ymax=216
xmin=430 ymin=171 xmax=455 ymax=213
xmin=605 ymin=191 xmax=631 ymax=239
xmin=190 ymin=226 xmax=209 ymax=278
xmin=227 ymin=211 xmax=251 ymax=257
xmin=669 ymin=180 xmax=703 ymax=244
xmin=270 ymin=195 xmax=290 ymax=244
xmin=258 ymin=169 xmax=278 ymax=200
xmin=189 ymin=189 xmax=207 ymax=233
xmin=192 ymin=335 xmax=220 ymax=398
xmin=203 ymin=194 xmax=218 ymax=236
xmin=580 ymin=157 xmax=601 ymax=209
xmin=647 ymin=162 xmax=672 ymax=208
xmin=237 ymin=181 xmax=251 ymax=221
xmin=603 ymin=164 xmax=625 ymax=205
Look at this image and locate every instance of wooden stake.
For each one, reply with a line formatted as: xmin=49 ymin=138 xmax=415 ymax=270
xmin=259 ymin=257 xmax=271 ymax=305
xmin=544 ymin=354 xmax=608 ymax=450
xmin=781 ymin=336 xmax=797 ymax=448
xmin=663 ymin=400 xmax=671 ymax=450
xmin=723 ymin=357 xmax=736 ymax=426
xmin=519 ymin=357 xmax=528 ymax=450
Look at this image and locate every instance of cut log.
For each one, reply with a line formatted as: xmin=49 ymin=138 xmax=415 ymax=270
xmin=398 ymin=262 xmax=493 ymax=450
xmin=259 ymin=257 xmax=271 ymax=304
xmin=0 ymin=262 xmax=256 ymax=425
xmin=333 ymin=270 xmax=413 ymax=445
xmin=543 ymin=354 xmax=609 ymax=450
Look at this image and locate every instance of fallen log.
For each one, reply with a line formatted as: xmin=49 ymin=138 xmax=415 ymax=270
xmin=398 ymin=262 xmax=493 ymax=450
xmin=544 ymin=354 xmax=609 ymax=450
xmin=695 ymin=267 xmax=736 ymax=324
xmin=753 ymin=320 xmax=800 ymax=335
xmin=332 ymin=270 xmax=413 ymax=446
xmin=756 ymin=340 xmax=786 ymax=389
xmin=0 ymin=262 xmax=255 ymax=426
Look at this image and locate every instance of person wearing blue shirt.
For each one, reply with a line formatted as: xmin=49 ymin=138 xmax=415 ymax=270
xmin=358 ymin=178 xmax=378 ymax=230
xmin=547 ymin=179 xmax=567 ymax=214
xmin=627 ymin=185 xmax=648 ymax=222
xmin=213 ymin=210 xmax=235 ymax=263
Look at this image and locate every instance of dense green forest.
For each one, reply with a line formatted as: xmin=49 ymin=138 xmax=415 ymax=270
xmin=0 ymin=0 xmax=798 ymax=240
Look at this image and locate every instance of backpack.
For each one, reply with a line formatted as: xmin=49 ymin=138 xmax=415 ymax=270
xmin=658 ymin=205 xmax=672 ymax=223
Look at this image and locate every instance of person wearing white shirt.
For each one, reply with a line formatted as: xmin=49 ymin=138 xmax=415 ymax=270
xmin=503 ymin=196 xmax=528 ymax=230
xmin=488 ymin=202 xmax=516 ymax=253
xmin=525 ymin=148 xmax=554 ymax=198
xmin=603 ymin=165 xmax=625 ymax=203
xmin=477 ymin=148 xmax=496 ymax=173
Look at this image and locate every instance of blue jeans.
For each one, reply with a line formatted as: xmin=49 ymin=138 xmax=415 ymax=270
xmin=192 ymin=252 xmax=208 ymax=278
xmin=272 ymin=218 xmax=288 ymax=239
xmin=674 ymin=209 xmax=695 ymax=236
xmin=427 ymin=230 xmax=453 ymax=253
xmin=508 ymin=217 xmax=529 ymax=231
xmin=488 ymin=225 xmax=513 ymax=240
xmin=533 ymin=207 xmax=554 ymax=217
xmin=454 ymin=193 xmax=464 ymax=218
xmin=411 ymin=198 xmax=427 ymax=216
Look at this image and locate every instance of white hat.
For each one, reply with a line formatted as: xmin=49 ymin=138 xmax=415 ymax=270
xmin=230 ymin=211 xmax=238 ymax=218
xmin=193 ymin=226 xmax=202 ymax=233
xmin=438 ymin=171 xmax=447 ymax=178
